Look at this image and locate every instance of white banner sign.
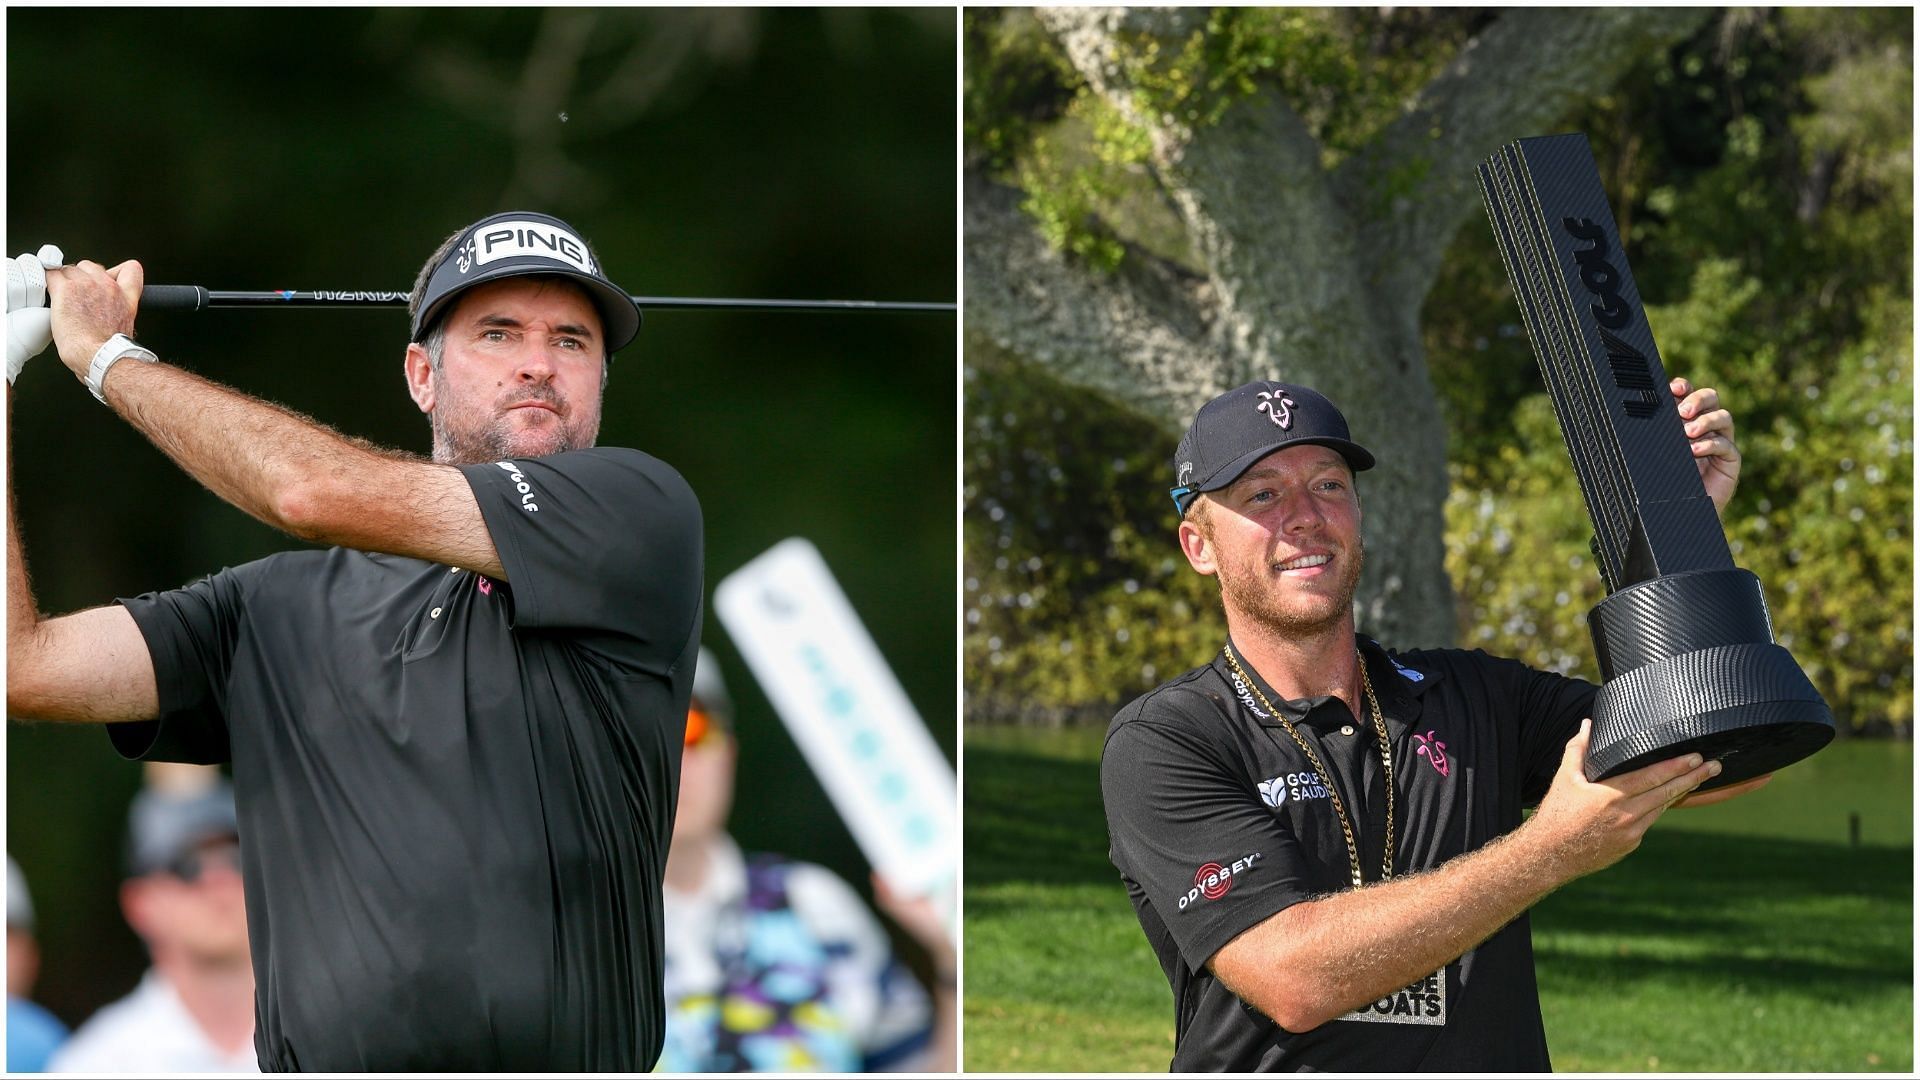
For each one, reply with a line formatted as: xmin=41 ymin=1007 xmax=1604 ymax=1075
xmin=715 ymin=538 xmax=956 ymax=931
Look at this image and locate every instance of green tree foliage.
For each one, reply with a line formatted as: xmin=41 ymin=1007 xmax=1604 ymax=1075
xmin=965 ymin=8 xmax=1484 ymax=268
xmin=963 ymin=8 xmax=1517 ymax=723
xmin=964 ymin=350 xmax=1224 ymax=724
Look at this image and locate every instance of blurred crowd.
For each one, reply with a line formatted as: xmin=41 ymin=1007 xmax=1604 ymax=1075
xmin=11 ymin=762 xmax=256 ymax=1072
xmin=659 ymin=649 xmax=956 ymax=1072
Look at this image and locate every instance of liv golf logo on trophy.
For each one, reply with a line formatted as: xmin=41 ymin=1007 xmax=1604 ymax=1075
xmin=1561 ymin=217 xmax=1660 ymax=418
xmin=1477 ymin=132 xmax=1833 ymax=790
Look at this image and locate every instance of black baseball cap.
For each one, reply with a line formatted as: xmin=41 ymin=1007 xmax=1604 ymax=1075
xmin=411 ymin=211 xmax=643 ymax=356
xmin=1169 ymin=380 xmax=1375 ymax=515
xmin=126 ymin=782 xmax=241 ymax=878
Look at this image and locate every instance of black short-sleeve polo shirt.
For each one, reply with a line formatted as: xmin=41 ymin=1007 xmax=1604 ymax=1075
xmin=110 ymin=446 xmax=703 ymax=1071
xmin=1102 ymin=636 xmax=1595 ymax=1071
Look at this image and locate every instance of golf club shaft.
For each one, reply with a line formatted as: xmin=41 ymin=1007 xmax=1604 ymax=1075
xmin=139 ymin=285 xmax=953 ymax=314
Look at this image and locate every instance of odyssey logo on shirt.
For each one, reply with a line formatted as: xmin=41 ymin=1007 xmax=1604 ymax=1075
xmin=1178 ymin=852 xmax=1261 ymax=911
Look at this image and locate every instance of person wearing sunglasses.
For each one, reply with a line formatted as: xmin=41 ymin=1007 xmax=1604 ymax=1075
xmin=50 ymin=768 xmax=255 ymax=1073
xmin=657 ymin=648 xmax=957 ymax=1073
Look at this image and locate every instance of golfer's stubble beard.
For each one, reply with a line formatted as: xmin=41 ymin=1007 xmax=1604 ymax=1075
xmin=428 ymin=373 xmax=600 ymax=465
xmin=1216 ymin=533 xmax=1368 ymax=640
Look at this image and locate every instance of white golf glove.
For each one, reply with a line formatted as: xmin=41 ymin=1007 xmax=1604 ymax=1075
xmin=6 ymin=244 xmax=64 ymax=385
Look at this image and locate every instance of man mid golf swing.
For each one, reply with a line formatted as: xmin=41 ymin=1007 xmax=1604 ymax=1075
xmin=1102 ymin=379 xmax=1768 ymax=1071
xmin=7 ymin=212 xmax=702 ymax=1070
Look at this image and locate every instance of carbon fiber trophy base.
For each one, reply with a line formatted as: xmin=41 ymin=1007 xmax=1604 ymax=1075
xmin=1585 ymin=569 xmax=1833 ymax=790
xmin=1478 ymin=133 xmax=1834 ymax=793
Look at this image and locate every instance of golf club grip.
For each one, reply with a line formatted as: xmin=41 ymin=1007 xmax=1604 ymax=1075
xmin=140 ymin=285 xmax=209 ymax=311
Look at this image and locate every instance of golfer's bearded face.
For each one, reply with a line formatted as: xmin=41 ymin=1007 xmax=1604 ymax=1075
xmin=1187 ymin=445 xmax=1366 ymax=636
xmin=427 ymin=278 xmax=607 ymax=465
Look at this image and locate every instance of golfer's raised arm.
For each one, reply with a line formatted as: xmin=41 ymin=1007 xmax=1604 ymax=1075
xmin=44 ymin=259 xmax=508 ymax=581
xmin=1209 ymin=720 xmax=1719 ymax=1032
xmin=6 ymin=386 xmax=160 ymax=723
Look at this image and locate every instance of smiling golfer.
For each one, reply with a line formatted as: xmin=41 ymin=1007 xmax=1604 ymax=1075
xmin=6 ymin=212 xmax=702 ymax=1070
xmin=1101 ymin=379 xmax=1767 ymax=1071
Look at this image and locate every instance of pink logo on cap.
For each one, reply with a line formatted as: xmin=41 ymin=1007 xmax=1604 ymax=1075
xmin=1257 ymin=389 xmax=1296 ymax=429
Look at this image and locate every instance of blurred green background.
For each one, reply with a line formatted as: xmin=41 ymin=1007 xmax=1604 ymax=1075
xmin=7 ymin=7 xmax=954 ymax=1028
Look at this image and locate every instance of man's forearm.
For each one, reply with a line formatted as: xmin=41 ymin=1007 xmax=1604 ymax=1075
xmin=8 ymin=387 xmax=41 ymax=658
xmin=1213 ymin=822 xmax=1568 ymax=1032
xmin=8 ymin=385 xmax=165 ymax=723
xmin=922 ymin=983 xmax=958 ymax=1072
xmin=97 ymin=354 xmax=398 ymax=540
xmin=88 ymin=354 xmax=505 ymax=578
xmin=45 ymin=261 xmax=503 ymax=576
xmin=1213 ymin=719 xmax=1716 ymax=1033
xmin=41 ymin=257 xmax=388 ymax=543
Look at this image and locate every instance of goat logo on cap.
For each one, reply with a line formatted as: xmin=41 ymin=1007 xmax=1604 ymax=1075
xmin=1256 ymin=389 xmax=1296 ymax=429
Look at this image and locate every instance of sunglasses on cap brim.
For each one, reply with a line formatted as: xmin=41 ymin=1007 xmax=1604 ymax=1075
xmin=166 ymin=841 xmax=241 ymax=884
xmin=684 ymin=705 xmax=729 ymax=748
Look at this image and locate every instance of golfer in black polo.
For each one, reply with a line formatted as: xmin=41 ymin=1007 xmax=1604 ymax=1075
xmin=7 ymin=213 xmax=701 ymax=1070
xmin=1102 ymin=379 xmax=1769 ymax=1071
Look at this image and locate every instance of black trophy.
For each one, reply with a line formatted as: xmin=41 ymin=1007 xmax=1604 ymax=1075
xmin=1477 ymin=132 xmax=1833 ymax=792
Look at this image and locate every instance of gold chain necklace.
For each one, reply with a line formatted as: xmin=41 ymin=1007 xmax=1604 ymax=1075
xmin=1223 ymin=643 xmax=1396 ymax=890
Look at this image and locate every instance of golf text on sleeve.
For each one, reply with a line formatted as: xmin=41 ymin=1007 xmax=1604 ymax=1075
xmin=111 ymin=447 xmax=702 ymax=1070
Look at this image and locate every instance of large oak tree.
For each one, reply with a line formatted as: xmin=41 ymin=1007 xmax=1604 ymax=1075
xmin=966 ymin=8 xmax=1709 ymax=647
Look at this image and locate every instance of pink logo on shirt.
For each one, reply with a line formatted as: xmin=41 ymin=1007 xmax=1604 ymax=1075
xmin=1414 ymin=730 xmax=1449 ymax=777
xmin=477 ymin=577 xmax=493 ymax=596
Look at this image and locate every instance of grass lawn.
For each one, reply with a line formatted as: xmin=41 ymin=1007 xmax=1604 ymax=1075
xmin=963 ymin=726 xmax=1912 ymax=1072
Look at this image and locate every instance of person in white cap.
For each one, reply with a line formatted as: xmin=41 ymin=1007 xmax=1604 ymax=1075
xmin=658 ymin=648 xmax=956 ymax=1072
xmin=49 ymin=769 xmax=256 ymax=1073
xmin=8 ymin=854 xmax=69 ymax=1072
xmin=5 ymin=213 xmax=700 ymax=1071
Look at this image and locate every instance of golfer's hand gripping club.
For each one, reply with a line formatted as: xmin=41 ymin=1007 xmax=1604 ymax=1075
xmin=7 ymin=245 xmax=64 ymax=384
xmin=47 ymin=259 xmax=145 ymax=386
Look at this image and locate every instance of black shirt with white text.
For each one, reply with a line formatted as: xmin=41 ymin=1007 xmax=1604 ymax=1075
xmin=112 ymin=447 xmax=703 ymax=1071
